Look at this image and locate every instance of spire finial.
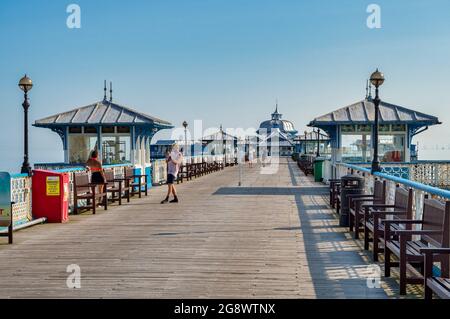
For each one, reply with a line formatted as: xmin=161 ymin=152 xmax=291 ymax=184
xmin=103 ymin=80 xmax=107 ymax=101
xmin=109 ymin=81 xmax=113 ymax=102
xmin=275 ymin=98 xmax=278 ymax=113
xmin=365 ymin=79 xmax=369 ymax=99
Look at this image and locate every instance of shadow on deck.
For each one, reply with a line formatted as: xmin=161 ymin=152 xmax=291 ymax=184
xmin=213 ymin=160 xmax=420 ymax=299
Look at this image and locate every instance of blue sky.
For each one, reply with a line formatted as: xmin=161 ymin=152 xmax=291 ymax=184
xmin=1 ymin=0 xmax=450 ymax=171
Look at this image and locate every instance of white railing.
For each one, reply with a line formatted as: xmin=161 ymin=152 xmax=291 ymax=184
xmin=10 ymin=174 xmax=32 ymax=226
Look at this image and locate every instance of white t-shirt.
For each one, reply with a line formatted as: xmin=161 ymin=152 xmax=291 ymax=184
xmin=168 ymin=150 xmax=182 ymax=177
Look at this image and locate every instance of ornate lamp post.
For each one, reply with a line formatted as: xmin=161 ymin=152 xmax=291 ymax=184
xmin=370 ymin=69 xmax=385 ymax=173
xmin=18 ymin=75 xmax=33 ymax=175
xmin=182 ymin=121 xmax=188 ymax=156
xmin=316 ymin=128 xmax=321 ymax=157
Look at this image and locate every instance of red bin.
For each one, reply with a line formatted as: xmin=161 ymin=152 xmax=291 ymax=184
xmin=32 ymin=170 xmax=69 ymax=223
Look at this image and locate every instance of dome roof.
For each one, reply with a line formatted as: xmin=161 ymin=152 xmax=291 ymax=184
xmin=259 ymin=119 xmax=296 ymax=133
xmin=258 ymin=105 xmax=297 ymax=135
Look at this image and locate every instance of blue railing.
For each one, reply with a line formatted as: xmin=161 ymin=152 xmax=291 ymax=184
xmin=342 ymin=163 xmax=450 ymax=199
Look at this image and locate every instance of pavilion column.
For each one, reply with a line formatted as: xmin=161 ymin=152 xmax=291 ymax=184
xmin=135 ymin=135 xmax=142 ymax=167
xmin=131 ymin=126 xmax=136 ymax=165
xmin=333 ymin=126 xmax=342 ymax=163
xmin=97 ymin=126 xmax=102 ymax=161
xmin=64 ymin=127 xmax=69 ymax=163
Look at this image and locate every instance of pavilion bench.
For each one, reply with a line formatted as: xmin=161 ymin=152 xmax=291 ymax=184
xmin=201 ymin=162 xmax=208 ymax=175
xmin=348 ymin=180 xmax=386 ymax=239
xmin=362 ymin=186 xmax=413 ymax=262
xmin=125 ymin=167 xmax=148 ymax=198
xmin=0 ymin=204 xmax=13 ymax=244
xmin=192 ymin=163 xmax=205 ymax=178
xmin=297 ymin=158 xmax=314 ymax=176
xmin=421 ymin=248 xmax=450 ymax=299
xmin=73 ymin=172 xmax=108 ymax=214
xmin=177 ymin=164 xmax=186 ymax=183
xmin=383 ymin=199 xmax=450 ymax=295
xmin=104 ymin=170 xmax=124 ymax=205
xmin=186 ymin=163 xmax=194 ymax=179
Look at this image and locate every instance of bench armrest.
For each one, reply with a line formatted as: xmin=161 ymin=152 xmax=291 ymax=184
xmin=371 ymin=210 xmax=408 ymax=218
xmin=381 ymin=219 xmax=423 ymax=226
xmin=348 ymin=195 xmax=375 ymax=200
xmin=420 ymin=248 xmax=450 ymax=255
xmin=394 ymin=230 xmax=442 ymax=236
xmin=352 ymin=198 xmax=377 ymax=204
xmin=364 ymin=204 xmax=396 ymax=209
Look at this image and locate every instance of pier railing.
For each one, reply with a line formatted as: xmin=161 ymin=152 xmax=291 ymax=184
xmin=10 ymin=173 xmax=32 ymax=227
xmin=323 ymin=159 xmax=450 ymax=189
xmin=332 ymin=162 xmax=450 ymax=222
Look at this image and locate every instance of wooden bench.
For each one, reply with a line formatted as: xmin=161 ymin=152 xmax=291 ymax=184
xmin=177 ymin=164 xmax=186 ymax=183
xmin=329 ymin=179 xmax=341 ymax=209
xmin=73 ymin=172 xmax=108 ymax=214
xmin=0 ymin=204 xmax=13 ymax=244
xmin=421 ymin=247 xmax=450 ymax=299
xmin=362 ymin=186 xmax=413 ymax=262
xmin=348 ymin=180 xmax=386 ymax=239
xmin=104 ymin=170 xmax=123 ymax=205
xmin=383 ymin=199 xmax=450 ymax=295
xmin=125 ymin=167 xmax=148 ymax=198
xmin=298 ymin=158 xmax=314 ymax=176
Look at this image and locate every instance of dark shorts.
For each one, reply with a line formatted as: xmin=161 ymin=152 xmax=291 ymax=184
xmin=167 ymin=174 xmax=177 ymax=184
xmin=91 ymin=172 xmax=105 ymax=184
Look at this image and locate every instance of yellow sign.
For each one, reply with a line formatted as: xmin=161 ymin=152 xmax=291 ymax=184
xmin=46 ymin=176 xmax=60 ymax=196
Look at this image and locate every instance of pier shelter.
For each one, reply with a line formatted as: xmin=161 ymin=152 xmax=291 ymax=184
xmin=34 ymin=98 xmax=173 ymax=168
xmin=201 ymin=127 xmax=238 ymax=165
xmin=257 ymin=105 xmax=298 ymax=157
xmin=308 ymin=97 xmax=440 ymax=164
xmin=294 ymin=130 xmax=331 ymax=157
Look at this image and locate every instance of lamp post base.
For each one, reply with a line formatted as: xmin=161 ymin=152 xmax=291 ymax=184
xmin=21 ymin=162 xmax=32 ymax=176
xmin=371 ymin=161 xmax=381 ymax=174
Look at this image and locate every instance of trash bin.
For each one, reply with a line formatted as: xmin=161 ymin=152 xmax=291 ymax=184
xmin=314 ymin=157 xmax=325 ymax=182
xmin=339 ymin=174 xmax=365 ymax=227
xmin=32 ymin=170 xmax=69 ymax=223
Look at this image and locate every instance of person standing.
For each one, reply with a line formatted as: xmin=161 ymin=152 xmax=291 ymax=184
xmin=86 ymin=150 xmax=106 ymax=199
xmin=248 ymin=148 xmax=254 ymax=168
xmin=161 ymin=144 xmax=183 ymax=204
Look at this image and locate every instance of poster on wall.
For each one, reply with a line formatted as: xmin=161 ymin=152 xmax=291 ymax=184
xmin=0 ymin=172 xmax=12 ymax=227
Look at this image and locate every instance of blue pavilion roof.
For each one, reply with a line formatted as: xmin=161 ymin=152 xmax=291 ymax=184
xmin=34 ymin=100 xmax=173 ymax=128
xmin=308 ymin=98 xmax=441 ymax=127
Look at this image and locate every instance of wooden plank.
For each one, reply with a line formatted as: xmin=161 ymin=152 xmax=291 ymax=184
xmin=0 ymin=158 xmax=419 ymax=298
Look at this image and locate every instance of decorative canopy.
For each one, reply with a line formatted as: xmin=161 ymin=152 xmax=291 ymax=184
xmin=308 ymin=98 xmax=440 ymax=127
xmin=34 ymin=99 xmax=173 ymax=129
xmin=294 ymin=130 xmax=330 ymax=142
xmin=258 ymin=104 xmax=297 ymax=136
xmin=259 ymin=128 xmax=294 ymax=147
xmin=202 ymin=127 xmax=238 ymax=142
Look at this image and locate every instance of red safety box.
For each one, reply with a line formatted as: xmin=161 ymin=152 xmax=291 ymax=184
xmin=32 ymin=170 xmax=69 ymax=223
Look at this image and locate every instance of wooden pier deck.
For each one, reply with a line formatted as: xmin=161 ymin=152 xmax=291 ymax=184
xmin=0 ymin=158 xmax=419 ymax=298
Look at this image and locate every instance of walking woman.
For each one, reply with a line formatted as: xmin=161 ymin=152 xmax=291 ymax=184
xmin=86 ymin=150 xmax=106 ymax=195
xmin=248 ymin=149 xmax=254 ymax=168
xmin=161 ymin=144 xmax=183 ymax=204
